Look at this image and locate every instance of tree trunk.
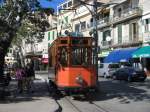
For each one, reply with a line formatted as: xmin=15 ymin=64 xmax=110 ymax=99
xmin=0 ymin=31 xmax=16 ymax=82
xmin=0 ymin=48 xmax=5 ymax=82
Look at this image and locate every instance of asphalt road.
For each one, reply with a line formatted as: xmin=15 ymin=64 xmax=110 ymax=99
xmin=36 ymin=72 xmax=150 ymax=112
xmin=0 ymin=71 xmax=150 ymax=112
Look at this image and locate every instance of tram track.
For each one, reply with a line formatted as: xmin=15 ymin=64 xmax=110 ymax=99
xmin=64 ymin=95 xmax=111 ymax=112
xmin=54 ymin=92 xmax=111 ymax=112
xmin=45 ymin=78 xmax=111 ymax=112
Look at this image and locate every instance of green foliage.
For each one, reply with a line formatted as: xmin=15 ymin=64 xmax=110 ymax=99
xmin=0 ymin=0 xmax=54 ymax=47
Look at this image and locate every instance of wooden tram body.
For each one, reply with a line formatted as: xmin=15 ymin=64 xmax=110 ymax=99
xmin=48 ymin=36 xmax=97 ymax=92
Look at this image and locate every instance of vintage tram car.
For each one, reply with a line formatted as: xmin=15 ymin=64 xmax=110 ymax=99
xmin=48 ymin=36 xmax=97 ymax=93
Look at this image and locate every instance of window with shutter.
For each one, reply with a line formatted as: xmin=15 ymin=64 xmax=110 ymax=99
xmin=52 ymin=31 xmax=55 ymax=40
xmin=75 ymin=24 xmax=80 ymax=32
xmin=145 ymin=19 xmax=150 ymax=32
xmin=64 ymin=16 xmax=68 ymax=24
xmin=118 ymin=24 xmax=122 ymax=44
xmin=48 ymin=32 xmax=51 ymax=41
xmin=129 ymin=23 xmax=132 ymax=41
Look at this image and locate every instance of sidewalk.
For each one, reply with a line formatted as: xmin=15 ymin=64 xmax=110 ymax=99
xmin=0 ymin=76 xmax=58 ymax=112
xmin=35 ymin=70 xmax=48 ymax=74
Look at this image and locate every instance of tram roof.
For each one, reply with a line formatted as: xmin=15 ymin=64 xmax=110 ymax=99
xmin=49 ymin=36 xmax=94 ymax=48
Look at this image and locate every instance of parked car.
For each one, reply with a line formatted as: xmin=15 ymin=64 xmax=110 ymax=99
xmin=112 ymin=67 xmax=147 ymax=82
xmin=98 ymin=63 xmax=120 ymax=78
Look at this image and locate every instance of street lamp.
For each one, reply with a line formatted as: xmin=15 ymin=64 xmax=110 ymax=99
xmin=93 ymin=0 xmax=99 ymax=81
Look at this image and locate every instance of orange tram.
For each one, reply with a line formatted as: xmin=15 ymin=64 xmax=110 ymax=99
xmin=48 ymin=36 xmax=97 ymax=93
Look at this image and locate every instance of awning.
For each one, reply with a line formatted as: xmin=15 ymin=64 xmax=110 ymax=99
xmin=104 ymin=47 xmax=139 ymax=63
xmin=132 ymin=46 xmax=150 ymax=58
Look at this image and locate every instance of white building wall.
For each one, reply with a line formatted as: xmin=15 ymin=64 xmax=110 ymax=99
xmin=43 ymin=31 xmax=49 ymax=53
xmin=122 ymin=23 xmax=129 ymax=43
xmin=57 ymin=11 xmax=74 ymax=35
xmin=113 ymin=26 xmax=118 ymax=45
xmin=73 ymin=14 xmax=92 ymax=37
xmin=98 ymin=31 xmax=103 ymax=47
xmin=140 ymin=0 xmax=150 ymax=43
xmin=141 ymin=0 xmax=150 ymax=15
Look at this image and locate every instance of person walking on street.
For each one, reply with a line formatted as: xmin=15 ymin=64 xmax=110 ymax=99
xmin=25 ymin=62 xmax=35 ymax=93
xmin=15 ymin=67 xmax=25 ymax=93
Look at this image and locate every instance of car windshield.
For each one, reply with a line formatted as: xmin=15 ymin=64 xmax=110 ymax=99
xmin=124 ymin=67 xmax=135 ymax=73
xmin=109 ymin=64 xmax=119 ymax=68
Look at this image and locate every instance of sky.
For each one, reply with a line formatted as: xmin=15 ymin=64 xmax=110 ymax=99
xmin=39 ymin=0 xmax=65 ymax=11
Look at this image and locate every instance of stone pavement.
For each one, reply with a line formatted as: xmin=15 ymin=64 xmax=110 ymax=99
xmin=0 ymin=75 xmax=58 ymax=112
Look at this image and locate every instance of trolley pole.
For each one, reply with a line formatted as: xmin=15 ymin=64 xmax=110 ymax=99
xmin=93 ymin=0 xmax=99 ymax=81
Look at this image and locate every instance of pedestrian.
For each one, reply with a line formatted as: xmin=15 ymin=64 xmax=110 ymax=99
xmin=25 ymin=62 xmax=35 ymax=93
xmin=15 ymin=67 xmax=25 ymax=93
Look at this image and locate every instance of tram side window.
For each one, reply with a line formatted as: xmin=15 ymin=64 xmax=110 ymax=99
xmin=58 ymin=47 xmax=68 ymax=66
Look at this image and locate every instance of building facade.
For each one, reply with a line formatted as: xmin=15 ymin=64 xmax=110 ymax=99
xmin=141 ymin=0 xmax=150 ymax=45
xmin=57 ymin=0 xmax=110 ymax=36
xmin=56 ymin=0 xmax=150 ymax=64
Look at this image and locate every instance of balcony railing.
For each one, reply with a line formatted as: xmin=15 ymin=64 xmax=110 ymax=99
xmin=101 ymin=41 xmax=112 ymax=46
xmin=112 ymin=34 xmax=143 ymax=48
xmin=97 ymin=17 xmax=111 ymax=28
xmin=113 ymin=7 xmax=142 ymax=23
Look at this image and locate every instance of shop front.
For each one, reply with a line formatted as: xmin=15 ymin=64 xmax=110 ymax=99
xmin=98 ymin=49 xmax=112 ymax=63
xmin=132 ymin=46 xmax=150 ymax=76
xmin=104 ymin=47 xmax=139 ymax=63
xmin=41 ymin=54 xmax=48 ymax=70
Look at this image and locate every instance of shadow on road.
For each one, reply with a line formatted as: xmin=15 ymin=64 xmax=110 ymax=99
xmin=73 ymin=79 xmax=150 ymax=104
xmin=0 ymin=79 xmax=50 ymax=104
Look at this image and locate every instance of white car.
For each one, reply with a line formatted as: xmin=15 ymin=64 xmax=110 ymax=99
xmin=98 ymin=63 xmax=120 ymax=78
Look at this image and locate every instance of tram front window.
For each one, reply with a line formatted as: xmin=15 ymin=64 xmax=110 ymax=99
xmin=71 ymin=47 xmax=88 ymax=66
xmin=58 ymin=47 xmax=68 ymax=66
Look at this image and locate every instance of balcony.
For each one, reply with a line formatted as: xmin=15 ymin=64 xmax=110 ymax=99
xmin=113 ymin=7 xmax=142 ymax=24
xmin=97 ymin=17 xmax=111 ymax=28
xmin=111 ymin=34 xmax=143 ymax=48
xmin=101 ymin=41 xmax=112 ymax=47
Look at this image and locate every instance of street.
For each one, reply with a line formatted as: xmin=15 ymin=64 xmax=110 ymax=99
xmin=0 ymin=72 xmax=150 ymax=112
xmin=1 ymin=0 xmax=150 ymax=112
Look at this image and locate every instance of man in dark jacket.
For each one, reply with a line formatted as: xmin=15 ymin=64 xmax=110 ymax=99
xmin=25 ymin=62 xmax=35 ymax=93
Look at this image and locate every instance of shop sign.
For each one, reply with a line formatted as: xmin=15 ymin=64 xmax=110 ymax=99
xmin=42 ymin=54 xmax=48 ymax=64
xmin=98 ymin=50 xmax=111 ymax=57
xmin=42 ymin=58 xmax=48 ymax=64
xmin=143 ymin=32 xmax=150 ymax=42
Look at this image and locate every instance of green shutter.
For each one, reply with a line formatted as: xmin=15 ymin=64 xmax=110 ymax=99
xmin=48 ymin=43 xmax=51 ymax=47
xmin=48 ymin=32 xmax=51 ymax=40
xmin=64 ymin=16 xmax=68 ymax=24
xmin=129 ymin=24 xmax=132 ymax=41
xmin=52 ymin=31 xmax=55 ymax=40
xmin=118 ymin=24 xmax=122 ymax=43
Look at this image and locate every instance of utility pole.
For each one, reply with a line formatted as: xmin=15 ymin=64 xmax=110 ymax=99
xmin=78 ymin=0 xmax=117 ymax=82
xmin=93 ymin=0 xmax=99 ymax=81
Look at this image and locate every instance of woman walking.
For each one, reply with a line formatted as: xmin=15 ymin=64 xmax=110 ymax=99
xmin=15 ymin=67 xmax=25 ymax=93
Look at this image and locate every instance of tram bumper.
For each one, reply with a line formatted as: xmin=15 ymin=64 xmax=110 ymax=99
xmin=58 ymin=86 xmax=96 ymax=93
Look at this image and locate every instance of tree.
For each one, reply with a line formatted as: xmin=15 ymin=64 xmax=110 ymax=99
xmin=0 ymin=0 xmax=54 ymax=81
